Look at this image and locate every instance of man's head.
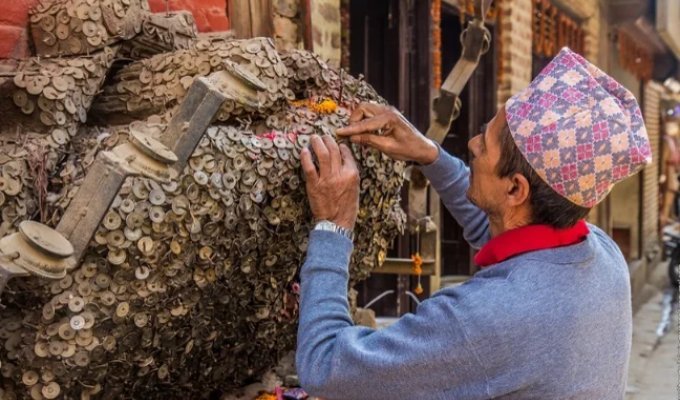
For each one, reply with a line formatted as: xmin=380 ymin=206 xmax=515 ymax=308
xmin=468 ymin=47 xmax=652 ymax=234
xmin=467 ymin=107 xmax=590 ymax=231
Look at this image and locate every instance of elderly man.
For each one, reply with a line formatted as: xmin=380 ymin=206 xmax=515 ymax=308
xmin=295 ymin=48 xmax=651 ymax=399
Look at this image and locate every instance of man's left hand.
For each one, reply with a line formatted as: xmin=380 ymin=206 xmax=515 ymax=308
xmin=300 ymin=135 xmax=359 ymax=231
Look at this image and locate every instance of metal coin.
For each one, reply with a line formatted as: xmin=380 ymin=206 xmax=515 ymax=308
xmin=74 ymin=350 xmax=90 ymax=367
xmin=89 ymin=6 xmax=102 ymax=21
xmin=149 ymin=206 xmax=165 ymax=223
xmin=42 ymin=382 xmax=60 ymax=399
xmin=115 ymin=302 xmax=130 ymax=318
xmin=12 ymin=91 xmax=28 ymax=108
xmin=137 ymin=237 xmax=154 ymax=255
xmin=148 ymin=189 xmax=165 ymax=205
xmin=20 ymin=99 xmax=35 ymax=115
xmin=81 ymin=312 xmax=95 ymax=329
xmin=69 ymin=315 xmax=85 ymax=331
xmin=99 ymin=291 xmax=115 ymax=306
xmin=30 ymin=384 xmax=44 ymax=400
xmin=106 ymin=230 xmax=125 ymax=247
xmin=109 ymin=248 xmax=128 ymax=264
xmin=133 ymin=312 xmax=149 ymax=328
xmin=48 ymin=340 xmax=64 ymax=356
xmin=135 ymin=266 xmax=150 ymax=280
xmin=123 ymin=227 xmax=142 ymax=241
xmin=68 ymin=296 xmax=85 ymax=313
xmin=58 ymin=323 xmax=76 ymax=340
xmin=22 ymin=371 xmax=39 ymax=386
xmin=40 ymin=15 xmax=56 ymax=31
xmin=13 ymin=71 xmax=26 ymax=88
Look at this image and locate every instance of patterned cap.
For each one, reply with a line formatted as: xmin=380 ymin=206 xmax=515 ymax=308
xmin=505 ymin=47 xmax=652 ymax=208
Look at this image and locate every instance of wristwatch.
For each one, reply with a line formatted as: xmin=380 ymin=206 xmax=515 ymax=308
xmin=313 ymin=220 xmax=354 ymax=241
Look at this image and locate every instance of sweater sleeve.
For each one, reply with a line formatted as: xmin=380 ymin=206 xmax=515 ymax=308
xmin=419 ymin=145 xmax=490 ymax=249
xmin=296 ymin=230 xmax=490 ymax=400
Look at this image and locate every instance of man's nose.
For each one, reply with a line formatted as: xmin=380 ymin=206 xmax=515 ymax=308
xmin=468 ymin=135 xmax=478 ymax=154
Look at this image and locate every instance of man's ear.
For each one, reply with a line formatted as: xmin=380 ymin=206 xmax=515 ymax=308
xmin=507 ymin=173 xmax=530 ymax=206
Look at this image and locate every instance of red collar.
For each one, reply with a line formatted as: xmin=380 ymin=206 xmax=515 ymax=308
xmin=474 ymin=220 xmax=590 ymax=267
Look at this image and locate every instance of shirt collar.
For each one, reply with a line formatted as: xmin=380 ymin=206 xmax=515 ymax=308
xmin=474 ymin=220 xmax=590 ymax=267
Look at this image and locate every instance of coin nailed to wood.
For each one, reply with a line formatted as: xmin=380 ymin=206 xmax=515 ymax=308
xmin=29 ymin=0 xmax=146 ymax=57
xmin=0 ymin=44 xmax=406 ymax=398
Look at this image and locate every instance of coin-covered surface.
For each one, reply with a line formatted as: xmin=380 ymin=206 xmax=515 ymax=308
xmin=91 ymin=37 xmax=289 ymax=125
xmin=29 ymin=0 xmax=146 ymax=57
xmin=0 ymin=47 xmax=115 ymax=138
xmin=0 ymin=38 xmax=405 ymax=399
xmin=118 ymin=11 xmax=199 ymax=60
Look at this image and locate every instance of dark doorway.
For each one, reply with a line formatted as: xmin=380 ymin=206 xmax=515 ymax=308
xmin=348 ymin=0 xmax=431 ymax=316
xmin=349 ymin=0 xmax=400 ymax=107
xmin=439 ymin=5 xmax=497 ymax=277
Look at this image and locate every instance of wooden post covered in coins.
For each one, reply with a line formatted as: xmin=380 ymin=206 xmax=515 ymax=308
xmin=55 ymin=161 xmax=128 ymax=265
xmin=160 ymin=61 xmax=266 ymax=174
xmin=54 ymin=63 xmax=265 ymax=268
xmin=160 ymin=78 xmax=227 ymax=173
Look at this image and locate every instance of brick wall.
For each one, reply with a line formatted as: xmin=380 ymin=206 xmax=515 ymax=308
xmin=496 ymin=0 xmax=533 ymax=106
xmin=147 ymin=0 xmax=229 ymax=32
xmin=0 ymin=0 xmax=229 ymax=60
xmin=0 ymin=0 xmax=39 ymax=59
xmin=551 ymin=0 xmax=600 ymax=64
xmin=496 ymin=0 xmax=601 ymax=106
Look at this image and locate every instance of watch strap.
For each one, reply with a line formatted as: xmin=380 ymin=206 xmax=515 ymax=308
xmin=313 ymin=220 xmax=354 ymax=241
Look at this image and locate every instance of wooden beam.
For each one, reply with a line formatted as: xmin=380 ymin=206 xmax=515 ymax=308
xmin=228 ymin=0 xmax=253 ymax=38
xmin=250 ymin=0 xmax=273 ymax=37
xmin=372 ymin=258 xmax=436 ymax=275
xmin=301 ymin=0 xmax=314 ymax=51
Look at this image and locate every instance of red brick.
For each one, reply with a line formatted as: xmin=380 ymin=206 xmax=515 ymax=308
xmin=205 ymin=6 xmax=230 ymax=31
xmin=0 ymin=0 xmax=39 ymax=28
xmin=148 ymin=0 xmax=229 ymax=32
xmin=0 ymin=26 xmax=30 ymax=59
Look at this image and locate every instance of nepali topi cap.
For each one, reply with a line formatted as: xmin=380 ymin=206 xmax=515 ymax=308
xmin=504 ymin=47 xmax=652 ymax=208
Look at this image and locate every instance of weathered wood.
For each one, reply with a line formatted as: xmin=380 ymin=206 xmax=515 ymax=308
xmin=160 ymin=78 xmax=226 ymax=173
xmin=250 ymin=0 xmax=274 ymax=37
xmin=301 ymin=0 xmax=314 ymax=50
xmin=118 ymin=11 xmax=198 ymax=60
xmin=228 ymin=0 xmax=253 ymax=38
xmin=55 ymin=159 xmax=126 ymax=263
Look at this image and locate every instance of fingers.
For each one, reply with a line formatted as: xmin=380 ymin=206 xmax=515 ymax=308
xmin=321 ymin=135 xmax=341 ymax=174
xmin=300 ymin=147 xmax=318 ymax=185
xmin=310 ymin=135 xmax=330 ymax=175
xmin=339 ymin=144 xmax=358 ymax=174
xmin=348 ymin=102 xmax=386 ymax=123
xmin=336 ymin=113 xmax=392 ymax=137
xmin=348 ymin=133 xmax=392 ymax=152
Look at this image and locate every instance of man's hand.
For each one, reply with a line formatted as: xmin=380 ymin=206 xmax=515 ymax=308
xmin=336 ymin=103 xmax=439 ymax=165
xmin=301 ymin=135 xmax=359 ymax=231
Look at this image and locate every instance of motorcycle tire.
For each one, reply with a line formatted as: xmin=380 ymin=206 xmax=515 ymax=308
xmin=669 ymin=246 xmax=680 ymax=288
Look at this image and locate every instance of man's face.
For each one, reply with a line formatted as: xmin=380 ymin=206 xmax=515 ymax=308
xmin=467 ymin=107 xmax=508 ymax=218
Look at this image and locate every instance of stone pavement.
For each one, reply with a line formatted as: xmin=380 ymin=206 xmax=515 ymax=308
xmin=625 ymin=262 xmax=678 ymax=400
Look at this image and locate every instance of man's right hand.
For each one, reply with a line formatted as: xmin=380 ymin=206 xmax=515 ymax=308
xmin=336 ymin=103 xmax=439 ymax=165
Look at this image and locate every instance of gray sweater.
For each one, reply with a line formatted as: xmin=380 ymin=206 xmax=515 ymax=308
xmin=296 ymin=149 xmax=632 ymax=399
